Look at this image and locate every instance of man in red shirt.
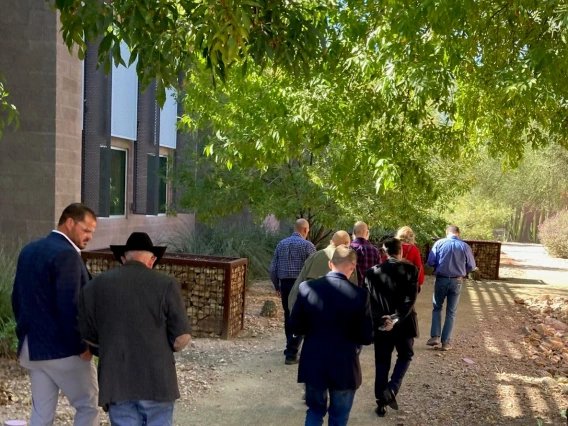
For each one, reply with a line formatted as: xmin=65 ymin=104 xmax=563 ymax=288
xmin=350 ymin=221 xmax=381 ymax=287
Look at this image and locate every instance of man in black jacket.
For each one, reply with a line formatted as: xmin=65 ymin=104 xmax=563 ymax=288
xmin=290 ymin=246 xmax=373 ymax=426
xmin=365 ymin=237 xmax=419 ymax=417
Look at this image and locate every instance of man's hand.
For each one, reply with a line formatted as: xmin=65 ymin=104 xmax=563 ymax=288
xmin=173 ymin=333 xmax=192 ymax=352
xmin=79 ymin=348 xmax=93 ymax=362
xmin=276 ymin=290 xmax=281 ymax=297
xmin=381 ymin=315 xmax=394 ymax=331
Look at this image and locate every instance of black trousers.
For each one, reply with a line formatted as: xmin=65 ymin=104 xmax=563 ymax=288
xmin=280 ymin=278 xmax=303 ymax=358
xmin=373 ymin=330 xmax=414 ymax=402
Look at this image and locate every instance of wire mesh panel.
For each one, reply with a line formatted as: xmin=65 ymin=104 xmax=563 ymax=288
xmin=227 ymin=264 xmax=247 ymax=338
xmin=420 ymin=240 xmax=501 ymax=279
xmin=465 ymin=240 xmax=501 ymax=280
xmin=82 ymin=251 xmax=248 ymax=339
xmin=82 ymin=39 xmax=112 ymax=217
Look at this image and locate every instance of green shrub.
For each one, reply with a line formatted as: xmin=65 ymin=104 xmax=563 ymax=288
xmin=443 ymin=194 xmax=512 ymax=241
xmin=167 ymin=222 xmax=289 ymax=281
xmin=0 ymin=318 xmax=17 ymax=359
xmin=0 ymin=239 xmax=20 ymax=358
xmin=539 ymin=210 xmax=568 ymax=258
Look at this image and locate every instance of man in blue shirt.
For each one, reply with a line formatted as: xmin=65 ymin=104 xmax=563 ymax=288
xmin=426 ymin=225 xmax=476 ymax=351
xmin=270 ymin=218 xmax=316 ymax=364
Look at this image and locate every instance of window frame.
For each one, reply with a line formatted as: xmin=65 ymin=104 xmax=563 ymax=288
xmin=109 ymin=146 xmax=128 ymax=218
xmin=158 ymin=154 xmax=169 ymax=216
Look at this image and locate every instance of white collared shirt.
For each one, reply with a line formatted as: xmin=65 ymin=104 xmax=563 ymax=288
xmin=52 ymin=230 xmax=81 ymax=253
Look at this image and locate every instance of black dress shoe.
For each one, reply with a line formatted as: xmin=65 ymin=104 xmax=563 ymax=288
xmin=375 ymin=405 xmax=386 ymax=417
xmin=381 ymin=388 xmax=399 ymax=410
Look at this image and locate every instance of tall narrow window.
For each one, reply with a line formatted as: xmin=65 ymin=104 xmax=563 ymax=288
xmin=158 ymin=155 xmax=168 ymax=214
xmin=110 ymin=148 xmax=127 ymax=216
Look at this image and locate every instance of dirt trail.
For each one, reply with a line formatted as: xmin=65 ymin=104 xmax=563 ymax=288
xmin=175 ymin=243 xmax=568 ymax=426
xmin=2 ymin=244 xmax=568 ymax=425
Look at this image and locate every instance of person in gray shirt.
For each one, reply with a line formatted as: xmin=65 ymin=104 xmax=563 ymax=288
xmin=79 ymin=232 xmax=191 ymax=426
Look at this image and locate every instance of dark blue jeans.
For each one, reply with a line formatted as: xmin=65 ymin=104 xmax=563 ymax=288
xmin=108 ymin=400 xmax=174 ymax=426
xmin=280 ymin=278 xmax=303 ymax=358
xmin=305 ymin=385 xmax=356 ymax=426
xmin=430 ymin=276 xmax=463 ymax=344
xmin=374 ymin=331 xmax=414 ymax=401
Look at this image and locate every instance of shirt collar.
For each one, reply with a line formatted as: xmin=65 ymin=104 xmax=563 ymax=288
xmin=327 ymin=270 xmax=348 ymax=280
xmin=292 ymin=232 xmax=303 ymax=238
xmin=52 ymin=230 xmax=81 ymax=253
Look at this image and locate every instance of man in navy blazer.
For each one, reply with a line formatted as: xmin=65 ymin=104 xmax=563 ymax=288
xmin=290 ymin=245 xmax=373 ymax=426
xmin=12 ymin=203 xmax=99 ymax=426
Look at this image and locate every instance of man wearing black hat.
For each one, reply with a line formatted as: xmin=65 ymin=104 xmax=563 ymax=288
xmin=78 ymin=232 xmax=191 ymax=426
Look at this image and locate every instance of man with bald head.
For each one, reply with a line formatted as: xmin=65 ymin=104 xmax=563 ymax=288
xmin=270 ymin=218 xmax=316 ymax=364
xmin=350 ymin=221 xmax=381 ymax=287
xmin=287 ymin=230 xmax=358 ymax=311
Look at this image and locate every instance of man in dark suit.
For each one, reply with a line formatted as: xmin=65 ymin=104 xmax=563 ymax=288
xmin=79 ymin=232 xmax=192 ymax=426
xmin=12 ymin=203 xmax=99 ymax=426
xmin=365 ymin=237 xmax=419 ymax=417
xmin=290 ymin=245 xmax=373 ymax=426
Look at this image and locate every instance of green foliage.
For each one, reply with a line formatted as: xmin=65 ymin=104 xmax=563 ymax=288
xmin=0 ymin=239 xmax=20 ymax=358
xmin=51 ymin=0 xmax=328 ymax=104
xmin=166 ymin=222 xmax=288 ymax=281
xmin=55 ymin=0 xmax=568 ymax=158
xmin=0 ymin=74 xmax=19 ymax=140
xmin=443 ymin=146 xmax=568 ymax=242
xmin=54 ymin=1 xmax=568 ymax=238
xmin=443 ymin=195 xmax=513 ymax=241
xmin=472 ymin=146 xmax=568 ymax=214
xmin=0 ymin=318 xmax=17 ymax=359
xmin=539 ymin=210 xmax=568 ymax=258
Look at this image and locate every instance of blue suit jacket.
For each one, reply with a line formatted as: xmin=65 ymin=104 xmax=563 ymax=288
xmin=12 ymin=232 xmax=89 ymax=360
xmin=290 ymin=271 xmax=374 ymax=390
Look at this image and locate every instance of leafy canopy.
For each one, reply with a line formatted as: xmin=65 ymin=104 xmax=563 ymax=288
xmin=52 ymin=0 xmax=329 ymax=105
xmin=52 ymin=1 xmax=568 ymax=231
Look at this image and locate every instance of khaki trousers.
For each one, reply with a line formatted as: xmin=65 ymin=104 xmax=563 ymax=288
xmin=19 ymin=338 xmax=100 ymax=426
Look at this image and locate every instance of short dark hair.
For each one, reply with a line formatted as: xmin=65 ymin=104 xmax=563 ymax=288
xmin=57 ymin=203 xmax=97 ymax=226
xmin=382 ymin=237 xmax=401 ymax=257
xmin=446 ymin=225 xmax=460 ymax=234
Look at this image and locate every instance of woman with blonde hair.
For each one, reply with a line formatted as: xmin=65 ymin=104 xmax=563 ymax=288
xmin=395 ymin=226 xmax=425 ymax=290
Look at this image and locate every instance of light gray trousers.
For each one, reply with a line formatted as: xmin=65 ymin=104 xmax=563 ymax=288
xmin=19 ymin=338 xmax=100 ymax=426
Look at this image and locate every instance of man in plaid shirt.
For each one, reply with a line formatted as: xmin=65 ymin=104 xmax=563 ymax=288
xmin=350 ymin=221 xmax=381 ymax=287
xmin=270 ymin=219 xmax=316 ymax=365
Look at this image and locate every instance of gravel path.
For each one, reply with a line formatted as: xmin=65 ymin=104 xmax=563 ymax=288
xmin=175 ymin=243 xmax=568 ymax=426
xmin=2 ymin=243 xmax=567 ymax=425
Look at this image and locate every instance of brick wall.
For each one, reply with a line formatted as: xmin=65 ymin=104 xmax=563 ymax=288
xmin=54 ymin=17 xmax=83 ymax=219
xmin=0 ymin=1 xmax=58 ymax=240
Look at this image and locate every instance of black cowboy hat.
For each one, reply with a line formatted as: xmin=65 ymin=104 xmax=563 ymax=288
xmin=110 ymin=232 xmax=167 ymax=267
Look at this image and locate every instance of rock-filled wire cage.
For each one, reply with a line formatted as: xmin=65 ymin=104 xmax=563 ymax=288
xmin=420 ymin=240 xmax=501 ymax=280
xmin=82 ymin=250 xmax=248 ymax=338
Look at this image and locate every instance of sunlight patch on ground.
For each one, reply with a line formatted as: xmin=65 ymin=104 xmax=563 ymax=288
xmin=496 ymin=384 xmax=523 ymax=418
xmin=502 ymin=340 xmax=523 ymax=360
